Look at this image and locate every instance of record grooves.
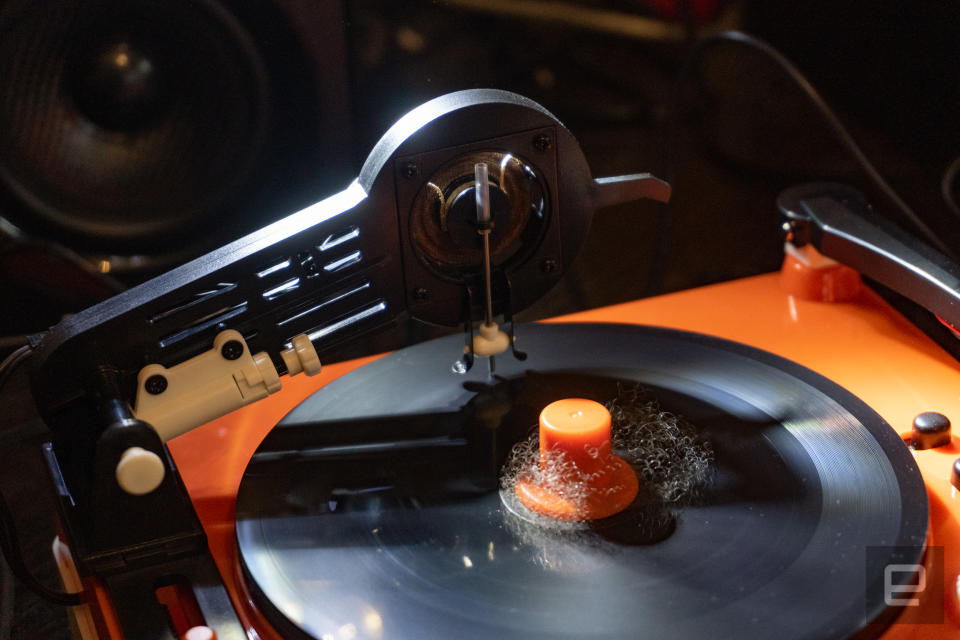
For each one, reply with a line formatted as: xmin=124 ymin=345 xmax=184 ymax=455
xmin=235 ymin=323 xmax=928 ymax=640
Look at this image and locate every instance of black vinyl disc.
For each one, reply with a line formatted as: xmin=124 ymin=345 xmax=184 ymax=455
xmin=235 ymin=323 xmax=927 ymax=640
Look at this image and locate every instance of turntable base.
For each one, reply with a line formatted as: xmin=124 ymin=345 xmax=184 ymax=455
xmin=150 ymin=273 xmax=960 ymax=640
xmin=235 ymin=321 xmax=924 ymax=639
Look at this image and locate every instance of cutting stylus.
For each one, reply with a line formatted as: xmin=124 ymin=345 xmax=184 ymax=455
xmin=475 ymin=162 xmax=496 ymax=375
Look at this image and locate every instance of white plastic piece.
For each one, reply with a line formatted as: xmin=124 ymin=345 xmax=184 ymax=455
xmin=115 ymin=447 xmax=165 ymax=495
xmin=280 ymin=333 xmax=322 ymax=376
xmin=133 ymin=329 xmax=283 ymax=441
xmin=472 ymin=322 xmax=511 ymax=357
xmin=51 ymin=538 xmax=87 ymax=607
xmin=184 ymin=627 xmax=217 ymax=640
xmin=784 ymin=241 xmax=838 ymax=269
xmin=52 ymin=537 xmax=97 ymax=639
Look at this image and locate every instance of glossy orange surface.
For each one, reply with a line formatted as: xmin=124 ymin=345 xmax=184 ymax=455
xmin=556 ymin=273 xmax=960 ymax=639
xmin=98 ymin=270 xmax=960 ymax=639
xmin=167 ymin=355 xmax=381 ymax=640
xmin=780 ymin=244 xmax=862 ymax=302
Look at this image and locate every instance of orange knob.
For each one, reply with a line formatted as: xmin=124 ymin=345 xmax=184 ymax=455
xmin=515 ymin=398 xmax=638 ymax=521
xmin=780 ymin=243 xmax=860 ymax=302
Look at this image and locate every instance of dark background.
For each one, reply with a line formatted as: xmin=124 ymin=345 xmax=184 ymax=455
xmin=0 ymin=0 xmax=958 ymax=637
xmin=2 ymin=0 xmax=959 ymax=335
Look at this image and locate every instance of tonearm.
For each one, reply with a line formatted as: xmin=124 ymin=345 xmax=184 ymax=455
xmin=22 ymin=89 xmax=669 ymax=631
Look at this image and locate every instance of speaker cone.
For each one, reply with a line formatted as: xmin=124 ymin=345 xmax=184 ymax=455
xmin=0 ymin=0 xmax=270 ymax=251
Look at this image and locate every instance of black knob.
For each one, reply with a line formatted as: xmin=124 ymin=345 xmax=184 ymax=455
xmin=911 ymin=412 xmax=951 ymax=450
xmin=952 ymin=458 xmax=960 ymax=491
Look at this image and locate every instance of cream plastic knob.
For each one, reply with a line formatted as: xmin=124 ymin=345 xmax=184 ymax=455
xmin=293 ymin=334 xmax=321 ymax=375
xmin=472 ymin=322 xmax=511 ymax=357
xmin=252 ymin=352 xmax=282 ymax=393
xmin=115 ymin=447 xmax=165 ymax=495
xmin=184 ymin=626 xmax=216 ymax=640
xmin=280 ymin=333 xmax=321 ymax=376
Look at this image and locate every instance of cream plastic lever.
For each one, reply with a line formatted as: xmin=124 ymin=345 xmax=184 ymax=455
xmin=133 ymin=329 xmax=321 ymax=442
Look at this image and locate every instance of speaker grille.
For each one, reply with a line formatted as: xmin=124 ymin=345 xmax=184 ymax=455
xmin=0 ymin=0 xmax=270 ymax=247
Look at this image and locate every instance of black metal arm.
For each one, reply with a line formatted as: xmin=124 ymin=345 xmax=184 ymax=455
xmin=778 ymin=183 xmax=960 ymax=329
xmin=27 ymin=89 xmax=670 ymax=581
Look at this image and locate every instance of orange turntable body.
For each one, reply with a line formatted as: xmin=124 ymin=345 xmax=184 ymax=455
xmin=84 ymin=266 xmax=960 ymax=639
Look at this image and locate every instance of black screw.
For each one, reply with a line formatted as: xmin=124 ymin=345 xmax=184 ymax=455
xmin=413 ymin=287 xmax=430 ymax=302
xmin=403 ymin=162 xmax=420 ymax=179
xmin=221 ymin=340 xmax=244 ymax=360
xmin=540 ymin=259 xmax=558 ymax=274
xmin=144 ymin=374 xmax=168 ymax=395
xmin=532 ymin=133 xmax=552 ymax=152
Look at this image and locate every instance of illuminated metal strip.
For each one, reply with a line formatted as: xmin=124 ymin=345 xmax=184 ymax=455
xmin=318 ymin=226 xmax=360 ymax=252
xmin=256 ymin=260 xmax=290 ymax=278
xmin=288 ymin=301 xmax=387 ymax=348
xmin=159 ymin=302 xmax=248 ymax=348
xmin=323 ymin=250 xmax=362 ymax=272
xmin=277 ymin=282 xmax=372 ymax=327
xmin=149 ymin=282 xmax=237 ymax=323
xmin=262 ymin=278 xmax=300 ymax=300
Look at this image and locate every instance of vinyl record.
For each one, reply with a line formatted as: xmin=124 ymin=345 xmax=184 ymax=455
xmin=235 ymin=323 xmax=927 ymax=640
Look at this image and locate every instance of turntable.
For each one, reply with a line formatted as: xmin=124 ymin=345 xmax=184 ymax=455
xmin=3 ymin=86 xmax=960 ymax=640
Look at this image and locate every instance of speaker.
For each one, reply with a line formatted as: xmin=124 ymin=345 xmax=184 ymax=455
xmin=0 ymin=0 xmax=352 ymax=272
